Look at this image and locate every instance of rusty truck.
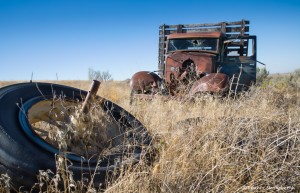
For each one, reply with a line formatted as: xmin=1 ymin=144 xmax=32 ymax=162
xmin=130 ymin=20 xmax=257 ymax=101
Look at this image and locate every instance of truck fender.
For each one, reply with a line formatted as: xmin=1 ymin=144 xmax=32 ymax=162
xmin=189 ymin=73 xmax=229 ymax=96
xmin=130 ymin=71 xmax=162 ymax=92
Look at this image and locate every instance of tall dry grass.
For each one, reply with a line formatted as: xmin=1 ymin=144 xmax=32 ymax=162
xmin=0 ymin=77 xmax=299 ymax=192
xmin=101 ymin=79 xmax=300 ymax=192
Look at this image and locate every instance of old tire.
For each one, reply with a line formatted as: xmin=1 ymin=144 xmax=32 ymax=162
xmin=0 ymin=82 xmax=150 ymax=191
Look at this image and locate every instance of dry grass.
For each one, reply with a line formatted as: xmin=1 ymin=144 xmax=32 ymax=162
xmin=0 ymin=80 xmax=130 ymax=105
xmin=0 ymin=78 xmax=300 ymax=192
xmin=101 ymin=79 xmax=299 ymax=192
xmin=30 ymin=99 xmax=120 ymax=157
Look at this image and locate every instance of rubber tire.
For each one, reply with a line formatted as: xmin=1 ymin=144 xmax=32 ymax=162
xmin=0 ymin=82 xmax=149 ymax=191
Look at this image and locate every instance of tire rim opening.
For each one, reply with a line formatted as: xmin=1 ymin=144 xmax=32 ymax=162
xmin=19 ymin=95 xmax=139 ymax=163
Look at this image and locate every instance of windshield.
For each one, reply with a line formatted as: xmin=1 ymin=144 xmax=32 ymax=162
xmin=168 ymin=38 xmax=218 ymax=52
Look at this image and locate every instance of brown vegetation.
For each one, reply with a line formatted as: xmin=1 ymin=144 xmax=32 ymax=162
xmin=0 ymin=73 xmax=299 ymax=192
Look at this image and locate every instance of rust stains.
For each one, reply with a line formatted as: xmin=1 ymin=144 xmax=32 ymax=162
xmin=165 ymin=52 xmax=216 ymax=83
xmin=129 ymin=71 xmax=161 ymax=93
xmin=168 ymin=32 xmax=223 ymax=39
xmin=189 ymin=73 xmax=229 ymax=95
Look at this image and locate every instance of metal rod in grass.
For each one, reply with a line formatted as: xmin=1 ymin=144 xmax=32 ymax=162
xmin=81 ymin=80 xmax=101 ymax=115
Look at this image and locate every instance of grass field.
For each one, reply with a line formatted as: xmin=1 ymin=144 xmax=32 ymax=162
xmin=0 ymin=73 xmax=299 ymax=192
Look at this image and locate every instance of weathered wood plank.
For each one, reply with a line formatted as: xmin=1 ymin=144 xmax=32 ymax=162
xmin=160 ymin=20 xmax=249 ymax=29
xmin=160 ymin=26 xmax=249 ymax=35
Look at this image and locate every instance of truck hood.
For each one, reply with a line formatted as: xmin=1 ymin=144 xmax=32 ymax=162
xmin=166 ymin=51 xmax=216 ymax=72
xmin=165 ymin=51 xmax=217 ymax=83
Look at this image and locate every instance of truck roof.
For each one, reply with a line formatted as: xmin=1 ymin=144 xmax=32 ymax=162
xmin=167 ymin=32 xmax=223 ymax=39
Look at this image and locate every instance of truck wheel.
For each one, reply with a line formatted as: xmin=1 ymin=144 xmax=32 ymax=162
xmin=0 ymin=82 xmax=150 ymax=191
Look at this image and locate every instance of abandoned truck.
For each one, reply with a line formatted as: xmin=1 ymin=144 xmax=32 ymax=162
xmin=130 ymin=20 xmax=257 ymax=100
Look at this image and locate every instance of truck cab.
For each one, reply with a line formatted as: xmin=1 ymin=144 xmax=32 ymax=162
xmin=130 ymin=20 xmax=257 ymax=99
xmin=165 ymin=32 xmax=224 ymax=95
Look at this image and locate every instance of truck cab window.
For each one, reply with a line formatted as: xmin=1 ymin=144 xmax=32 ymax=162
xmin=168 ymin=38 xmax=218 ymax=52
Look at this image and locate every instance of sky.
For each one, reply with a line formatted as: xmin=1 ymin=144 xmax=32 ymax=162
xmin=0 ymin=0 xmax=299 ymax=81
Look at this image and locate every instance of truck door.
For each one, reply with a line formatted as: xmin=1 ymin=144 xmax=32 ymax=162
xmin=219 ymin=36 xmax=257 ymax=92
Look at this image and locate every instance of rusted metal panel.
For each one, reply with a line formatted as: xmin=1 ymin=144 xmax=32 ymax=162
xmin=165 ymin=52 xmax=216 ymax=83
xmin=167 ymin=32 xmax=223 ymax=39
xmin=188 ymin=73 xmax=229 ymax=95
xmin=130 ymin=71 xmax=162 ymax=92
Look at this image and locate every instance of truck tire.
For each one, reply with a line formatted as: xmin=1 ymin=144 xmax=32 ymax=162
xmin=0 ymin=82 xmax=150 ymax=191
